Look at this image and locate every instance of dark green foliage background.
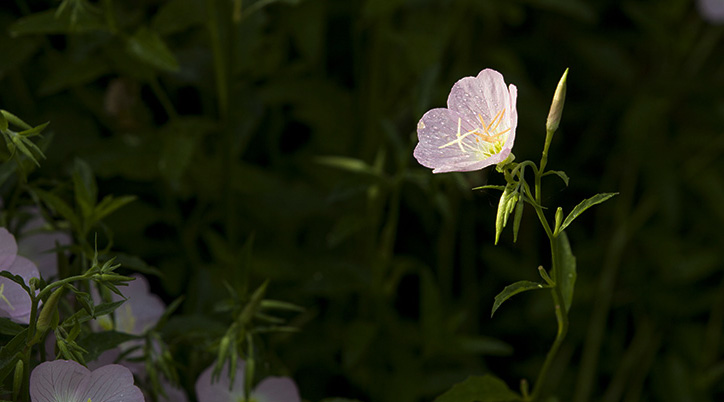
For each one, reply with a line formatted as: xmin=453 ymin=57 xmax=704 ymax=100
xmin=1 ymin=0 xmax=723 ymax=401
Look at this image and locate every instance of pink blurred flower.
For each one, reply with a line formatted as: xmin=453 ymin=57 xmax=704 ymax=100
xmin=697 ymin=0 xmax=724 ymax=23
xmin=0 ymin=227 xmax=40 ymax=324
xmin=414 ymin=68 xmax=518 ymax=173
xmin=149 ymin=379 xmax=188 ymax=402
xmin=90 ymin=274 xmax=165 ymax=372
xmin=94 ymin=274 xmax=165 ymax=336
xmin=30 ymin=360 xmax=144 ymax=402
xmin=195 ymin=361 xmax=300 ymax=402
xmin=16 ymin=207 xmax=71 ymax=280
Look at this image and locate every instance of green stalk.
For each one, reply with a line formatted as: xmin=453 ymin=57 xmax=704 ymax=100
xmin=526 ymin=161 xmax=569 ymax=401
xmin=528 ymin=236 xmax=569 ymax=402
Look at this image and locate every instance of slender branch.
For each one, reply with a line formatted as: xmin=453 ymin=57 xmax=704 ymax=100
xmin=529 ymin=282 xmax=569 ymax=401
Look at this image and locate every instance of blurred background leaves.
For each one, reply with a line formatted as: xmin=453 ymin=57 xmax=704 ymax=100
xmin=1 ymin=0 xmax=724 ymax=401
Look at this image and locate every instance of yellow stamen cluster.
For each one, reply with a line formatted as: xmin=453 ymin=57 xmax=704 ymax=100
xmin=439 ymin=108 xmax=511 ymax=158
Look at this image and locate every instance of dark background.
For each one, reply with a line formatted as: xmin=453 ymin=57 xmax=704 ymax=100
xmin=1 ymin=0 xmax=724 ymax=401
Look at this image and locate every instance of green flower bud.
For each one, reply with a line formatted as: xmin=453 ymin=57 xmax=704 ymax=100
xmin=546 ymin=69 xmax=569 ymax=135
xmin=37 ymin=287 xmax=64 ymax=333
xmin=13 ymin=359 xmax=23 ymax=400
xmin=554 ymin=207 xmax=564 ymax=236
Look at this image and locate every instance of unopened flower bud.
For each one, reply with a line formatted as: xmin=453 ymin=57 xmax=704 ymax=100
xmin=13 ymin=359 xmax=23 ymax=400
xmin=37 ymin=287 xmax=64 ymax=333
xmin=546 ymin=69 xmax=569 ymax=135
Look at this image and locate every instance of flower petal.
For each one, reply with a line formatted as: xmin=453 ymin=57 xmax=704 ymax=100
xmin=195 ymin=361 xmax=246 ymax=402
xmin=448 ymin=69 xmax=511 ymax=126
xmin=17 ymin=208 xmax=71 ymax=280
xmin=0 ymin=227 xmax=18 ymax=268
xmin=414 ymin=69 xmax=518 ymax=173
xmin=414 ymin=108 xmax=508 ymax=173
xmin=84 ymin=364 xmax=145 ymax=402
xmin=253 ymin=377 xmax=301 ymax=402
xmin=0 ymin=255 xmax=40 ymax=324
xmin=30 ymin=360 xmax=90 ymax=402
xmin=113 ymin=274 xmax=165 ymax=335
xmin=698 ymin=0 xmax=724 ymax=23
xmin=155 ymin=379 xmax=189 ymax=402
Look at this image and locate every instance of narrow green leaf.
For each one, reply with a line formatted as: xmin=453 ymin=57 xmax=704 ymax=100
xmin=316 ymin=156 xmax=378 ymax=176
xmin=0 ymin=111 xmax=31 ymax=130
xmin=16 ymin=122 xmax=49 ymax=138
xmin=260 ymin=299 xmax=305 ymax=312
xmin=9 ymin=8 xmax=105 ymax=36
xmin=72 ymin=159 xmax=98 ymax=222
xmin=434 ymin=374 xmax=521 ymax=402
xmin=0 ymin=329 xmax=28 ymax=384
xmin=0 ymin=272 xmax=31 ymax=296
xmin=126 ymin=27 xmax=179 ymax=72
xmin=11 ymin=136 xmax=41 ymax=166
xmin=0 ymin=318 xmax=24 ymax=336
xmin=0 ymin=112 xmax=7 ymax=131
xmin=473 ymin=184 xmax=506 ymax=191
xmin=553 ymin=231 xmax=577 ymax=312
xmin=91 ymin=195 xmax=136 ymax=226
xmin=559 ymin=192 xmax=618 ymax=233
xmin=32 ymin=188 xmax=81 ymax=234
xmin=491 ymin=280 xmax=548 ymax=317
xmin=62 ymin=301 xmax=126 ymax=327
xmin=454 ymin=335 xmax=513 ymax=356
xmin=542 ymin=169 xmax=569 ymax=186
xmin=151 ymin=0 xmax=205 ymax=35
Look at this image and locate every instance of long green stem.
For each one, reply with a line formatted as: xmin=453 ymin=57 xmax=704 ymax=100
xmin=529 ymin=280 xmax=569 ymax=401
xmin=527 ymin=161 xmax=569 ymax=401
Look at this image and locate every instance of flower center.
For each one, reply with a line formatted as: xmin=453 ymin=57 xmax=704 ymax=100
xmin=439 ymin=109 xmax=511 ymax=159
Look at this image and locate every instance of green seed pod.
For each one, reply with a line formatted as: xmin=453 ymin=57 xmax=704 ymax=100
xmin=13 ymin=359 xmax=23 ymax=400
xmin=37 ymin=287 xmax=64 ymax=333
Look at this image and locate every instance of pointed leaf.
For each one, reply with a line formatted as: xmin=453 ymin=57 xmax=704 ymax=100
xmin=473 ymin=185 xmax=505 ymax=191
xmin=0 ymin=329 xmax=28 ymax=383
xmin=32 ymin=188 xmax=81 ymax=234
xmin=491 ymin=280 xmax=548 ymax=317
xmin=553 ymin=231 xmax=577 ymax=312
xmin=0 ymin=271 xmax=31 ymax=296
xmin=316 ymin=156 xmax=378 ymax=176
xmin=126 ymin=27 xmax=179 ymax=72
xmin=72 ymin=159 xmax=98 ymax=222
xmin=0 ymin=110 xmax=31 ymax=130
xmin=0 ymin=318 xmax=24 ymax=336
xmin=11 ymin=137 xmax=42 ymax=166
xmin=559 ymin=193 xmax=618 ymax=233
xmin=9 ymin=8 xmax=105 ymax=36
xmin=152 ymin=0 xmax=205 ymax=35
xmin=17 ymin=121 xmax=49 ymax=138
xmin=434 ymin=374 xmax=521 ymax=402
xmin=542 ymin=169 xmax=569 ymax=186
xmin=91 ymin=195 xmax=137 ymax=226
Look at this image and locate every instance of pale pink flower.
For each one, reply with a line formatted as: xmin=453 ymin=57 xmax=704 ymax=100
xmin=195 ymin=361 xmax=300 ymax=402
xmin=90 ymin=274 xmax=165 ymax=373
xmin=414 ymin=68 xmax=518 ymax=173
xmin=698 ymin=0 xmax=724 ymax=23
xmin=16 ymin=207 xmax=71 ymax=280
xmin=30 ymin=360 xmax=144 ymax=402
xmin=0 ymin=227 xmax=40 ymax=324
